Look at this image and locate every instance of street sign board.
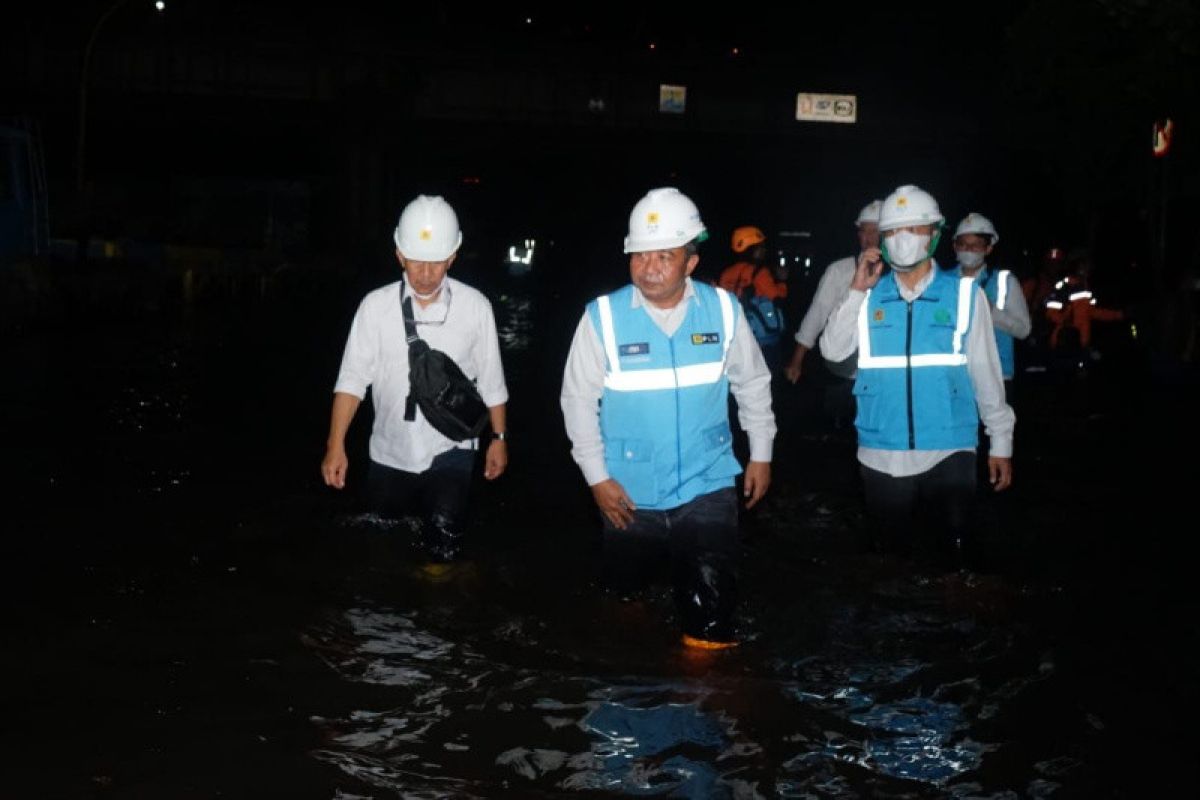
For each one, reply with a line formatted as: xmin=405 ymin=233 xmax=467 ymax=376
xmin=796 ymin=93 xmax=857 ymax=124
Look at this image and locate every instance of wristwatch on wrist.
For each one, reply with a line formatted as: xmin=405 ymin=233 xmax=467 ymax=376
xmin=491 ymin=431 xmax=507 ymax=441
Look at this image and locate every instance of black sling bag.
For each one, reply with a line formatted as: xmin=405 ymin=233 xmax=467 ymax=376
xmin=401 ymin=283 xmax=489 ymax=441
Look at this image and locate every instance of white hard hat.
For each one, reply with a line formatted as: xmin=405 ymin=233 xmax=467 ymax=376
xmin=878 ymin=184 xmax=944 ymax=232
xmin=856 ymin=199 xmax=882 ymax=226
xmin=954 ymin=212 xmax=999 ymax=245
xmin=393 ymin=195 xmax=463 ymax=261
xmin=623 ymin=187 xmax=707 ymax=254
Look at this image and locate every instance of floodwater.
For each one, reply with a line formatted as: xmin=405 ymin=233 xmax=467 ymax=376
xmin=3 ymin=254 xmax=1196 ymax=798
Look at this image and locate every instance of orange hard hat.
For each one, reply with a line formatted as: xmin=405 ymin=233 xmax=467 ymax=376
xmin=731 ymin=225 xmax=766 ymax=253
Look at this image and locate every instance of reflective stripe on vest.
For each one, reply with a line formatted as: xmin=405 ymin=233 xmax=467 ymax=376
xmin=995 ymin=269 xmax=1010 ymax=310
xmin=597 ymin=289 xmax=734 ymax=391
xmin=857 ymin=276 xmax=974 ymax=369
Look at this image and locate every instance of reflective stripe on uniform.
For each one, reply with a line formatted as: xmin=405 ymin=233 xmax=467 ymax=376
xmin=597 ymin=289 xmax=733 ymax=392
xmin=996 ymin=269 xmax=1010 ymax=310
xmin=856 ymin=276 xmax=973 ymax=369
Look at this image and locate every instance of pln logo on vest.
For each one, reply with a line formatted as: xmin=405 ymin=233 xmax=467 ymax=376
xmin=691 ymin=332 xmax=720 ymax=345
xmin=872 ymin=309 xmax=885 ymax=322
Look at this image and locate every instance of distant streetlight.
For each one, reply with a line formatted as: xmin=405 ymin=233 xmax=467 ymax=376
xmin=76 ymin=0 xmax=165 ymax=194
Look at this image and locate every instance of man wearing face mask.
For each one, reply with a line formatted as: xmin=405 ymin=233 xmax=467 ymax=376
xmin=951 ymin=213 xmax=1031 ymax=396
xmin=819 ymin=185 xmax=1014 ymax=568
xmin=321 ymin=195 xmax=510 ymax=564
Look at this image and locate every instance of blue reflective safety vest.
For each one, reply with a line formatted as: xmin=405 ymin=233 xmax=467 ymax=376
xmin=854 ymin=268 xmax=980 ymax=451
xmin=955 ymin=263 xmax=1016 ymax=379
xmin=587 ymin=283 xmax=744 ymax=510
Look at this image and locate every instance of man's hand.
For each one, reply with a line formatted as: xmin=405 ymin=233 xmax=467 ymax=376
xmin=591 ymin=479 xmax=636 ymax=529
xmin=743 ymin=461 xmax=771 ymax=508
xmin=483 ymin=439 xmax=507 ymax=480
xmin=988 ymin=456 xmax=1012 ymax=492
xmin=851 ymin=247 xmax=885 ymax=292
xmin=784 ymin=344 xmax=808 ymax=384
xmin=321 ymin=446 xmax=348 ymax=489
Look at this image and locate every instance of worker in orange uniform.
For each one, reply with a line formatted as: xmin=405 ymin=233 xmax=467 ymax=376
xmin=718 ymin=226 xmax=789 ymax=371
xmin=1044 ymin=248 xmax=1124 ymax=360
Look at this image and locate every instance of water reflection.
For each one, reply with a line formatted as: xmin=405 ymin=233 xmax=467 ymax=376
xmin=301 ymin=575 xmax=1054 ymax=798
xmin=494 ymin=292 xmax=534 ymax=353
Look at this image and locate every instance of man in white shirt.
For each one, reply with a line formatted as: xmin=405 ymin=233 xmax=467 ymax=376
xmin=560 ymin=187 xmax=776 ymax=649
xmin=784 ymin=199 xmax=882 ymax=384
xmin=819 ymin=185 xmax=1014 ymax=568
xmin=321 ymin=195 xmax=509 ymax=562
xmin=785 ymin=200 xmax=881 ymax=429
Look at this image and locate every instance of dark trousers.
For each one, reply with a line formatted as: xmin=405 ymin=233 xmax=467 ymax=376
xmin=601 ymin=487 xmax=740 ymax=641
xmin=367 ymin=448 xmax=475 ymax=561
xmin=860 ymin=451 xmax=977 ymax=566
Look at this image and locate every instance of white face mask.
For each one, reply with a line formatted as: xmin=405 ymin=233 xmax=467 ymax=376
xmin=956 ymin=250 xmax=986 ymax=270
xmin=884 ymin=231 xmax=930 ymax=271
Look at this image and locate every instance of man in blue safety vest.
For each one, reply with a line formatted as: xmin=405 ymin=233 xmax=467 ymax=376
xmin=819 ymin=185 xmax=1015 ymax=567
xmin=950 ymin=213 xmax=1032 ymax=398
xmin=560 ymin=187 xmax=777 ymax=649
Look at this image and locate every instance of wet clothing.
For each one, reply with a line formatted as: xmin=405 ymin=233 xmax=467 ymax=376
xmin=584 ymin=283 xmax=743 ymax=510
xmin=334 ymin=277 xmax=507 ymax=553
xmin=601 ymin=488 xmax=740 ymax=642
xmin=561 ymin=277 xmax=775 ymax=640
xmin=861 ymin=451 xmax=977 ymax=561
xmin=853 ymin=269 xmax=981 ymax=452
xmin=367 ymin=449 xmax=474 ymax=562
xmin=820 ymin=264 xmax=1014 ymax=477
xmin=954 ymin=265 xmax=1031 ymax=380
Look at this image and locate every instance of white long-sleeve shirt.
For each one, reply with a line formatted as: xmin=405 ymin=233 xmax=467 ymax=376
xmin=560 ymin=278 xmax=776 ymax=487
xmin=819 ymin=267 xmax=1015 ymax=477
xmin=795 ymin=255 xmax=857 ymax=348
xmin=334 ymin=277 xmax=508 ymax=473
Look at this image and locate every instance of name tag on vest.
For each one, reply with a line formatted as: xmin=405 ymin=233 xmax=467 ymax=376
xmin=619 ymin=342 xmax=650 ymax=356
xmin=691 ymin=332 xmax=720 ymax=345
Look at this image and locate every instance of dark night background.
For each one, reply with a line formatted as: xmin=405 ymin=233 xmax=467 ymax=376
xmin=2 ymin=1 xmax=1199 ymax=798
